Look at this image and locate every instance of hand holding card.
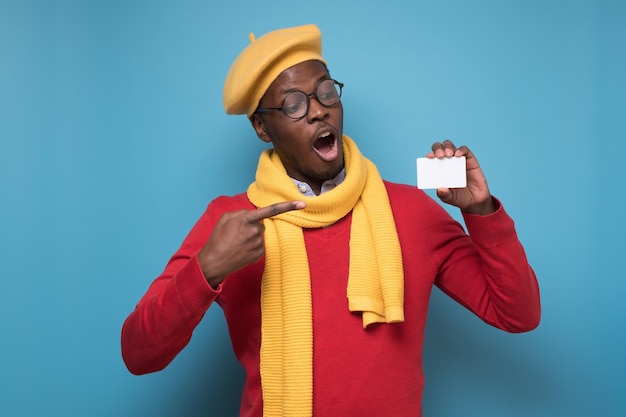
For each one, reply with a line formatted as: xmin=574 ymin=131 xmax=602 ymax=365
xmin=416 ymin=156 xmax=466 ymax=189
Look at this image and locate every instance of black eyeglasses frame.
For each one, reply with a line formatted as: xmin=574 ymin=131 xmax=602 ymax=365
xmin=255 ymin=79 xmax=344 ymax=120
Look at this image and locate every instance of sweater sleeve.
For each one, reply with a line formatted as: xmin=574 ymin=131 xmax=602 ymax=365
xmin=121 ymin=201 xmax=226 ymax=375
xmin=433 ymin=198 xmax=541 ymax=332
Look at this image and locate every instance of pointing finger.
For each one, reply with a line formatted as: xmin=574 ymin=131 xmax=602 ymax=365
xmin=246 ymin=201 xmax=306 ymax=223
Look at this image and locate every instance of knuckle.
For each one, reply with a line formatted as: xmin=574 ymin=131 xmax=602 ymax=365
xmin=269 ymin=204 xmax=282 ymax=217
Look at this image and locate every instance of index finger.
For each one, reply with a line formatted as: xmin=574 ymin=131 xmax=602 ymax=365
xmin=246 ymin=201 xmax=306 ymax=223
xmin=430 ymin=140 xmax=457 ymax=158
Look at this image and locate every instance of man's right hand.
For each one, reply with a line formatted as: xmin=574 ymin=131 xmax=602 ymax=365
xmin=198 ymin=201 xmax=306 ymax=289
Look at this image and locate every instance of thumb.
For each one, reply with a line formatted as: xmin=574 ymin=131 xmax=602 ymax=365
xmin=436 ymin=187 xmax=451 ymax=201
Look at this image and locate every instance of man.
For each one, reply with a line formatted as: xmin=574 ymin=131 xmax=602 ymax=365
xmin=121 ymin=24 xmax=540 ymax=417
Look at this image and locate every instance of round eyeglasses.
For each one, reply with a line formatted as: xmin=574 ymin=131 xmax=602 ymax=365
xmin=256 ymin=79 xmax=344 ymax=120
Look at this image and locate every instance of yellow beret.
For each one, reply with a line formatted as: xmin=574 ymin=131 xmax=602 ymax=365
xmin=223 ymin=24 xmax=326 ymax=118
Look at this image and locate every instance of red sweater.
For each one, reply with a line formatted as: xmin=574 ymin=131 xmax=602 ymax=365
xmin=121 ymin=181 xmax=540 ymax=417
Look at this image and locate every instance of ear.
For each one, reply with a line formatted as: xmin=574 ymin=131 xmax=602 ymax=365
xmin=250 ymin=114 xmax=272 ymax=143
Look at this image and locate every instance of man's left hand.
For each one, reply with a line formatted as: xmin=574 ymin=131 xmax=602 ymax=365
xmin=427 ymin=140 xmax=496 ymax=215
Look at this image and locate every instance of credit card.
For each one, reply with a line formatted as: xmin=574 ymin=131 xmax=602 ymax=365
xmin=416 ymin=156 xmax=466 ymax=189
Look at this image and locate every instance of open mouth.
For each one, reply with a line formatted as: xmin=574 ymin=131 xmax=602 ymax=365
xmin=313 ymin=131 xmax=338 ymax=161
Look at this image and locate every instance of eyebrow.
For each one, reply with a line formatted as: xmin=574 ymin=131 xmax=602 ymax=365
xmin=278 ymin=75 xmax=330 ymax=96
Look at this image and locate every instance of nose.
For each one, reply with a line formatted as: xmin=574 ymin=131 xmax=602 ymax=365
xmin=306 ymin=96 xmax=329 ymax=122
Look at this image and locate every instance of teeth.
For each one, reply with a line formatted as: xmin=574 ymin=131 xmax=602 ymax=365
xmin=320 ymin=132 xmax=331 ymax=138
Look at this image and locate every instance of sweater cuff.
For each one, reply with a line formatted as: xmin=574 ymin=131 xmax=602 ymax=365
xmin=461 ymin=197 xmax=517 ymax=248
xmin=175 ymin=254 xmax=222 ymax=315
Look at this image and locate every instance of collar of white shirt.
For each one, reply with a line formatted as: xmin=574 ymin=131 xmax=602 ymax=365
xmin=291 ymin=168 xmax=346 ymax=197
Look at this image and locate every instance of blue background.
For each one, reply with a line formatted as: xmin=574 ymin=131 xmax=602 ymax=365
xmin=1 ymin=0 xmax=624 ymax=416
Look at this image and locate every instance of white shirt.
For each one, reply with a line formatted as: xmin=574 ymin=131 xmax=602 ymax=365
xmin=291 ymin=168 xmax=346 ymax=197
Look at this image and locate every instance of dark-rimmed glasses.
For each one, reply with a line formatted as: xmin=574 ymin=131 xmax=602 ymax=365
xmin=256 ymin=79 xmax=344 ymax=120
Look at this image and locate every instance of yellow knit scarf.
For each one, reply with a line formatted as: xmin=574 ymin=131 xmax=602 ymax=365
xmin=246 ymin=135 xmax=404 ymax=417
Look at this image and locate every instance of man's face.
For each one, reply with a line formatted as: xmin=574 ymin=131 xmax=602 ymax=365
xmin=251 ymin=60 xmax=344 ymax=194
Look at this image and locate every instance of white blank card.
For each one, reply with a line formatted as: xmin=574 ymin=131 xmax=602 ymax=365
xmin=416 ymin=156 xmax=466 ymax=189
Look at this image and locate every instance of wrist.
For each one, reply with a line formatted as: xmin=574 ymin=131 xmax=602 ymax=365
xmin=202 ymin=264 xmax=225 ymax=290
xmin=206 ymin=275 xmax=224 ymax=290
xmin=462 ymin=196 xmax=496 ymax=216
xmin=197 ymin=251 xmax=226 ymax=290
